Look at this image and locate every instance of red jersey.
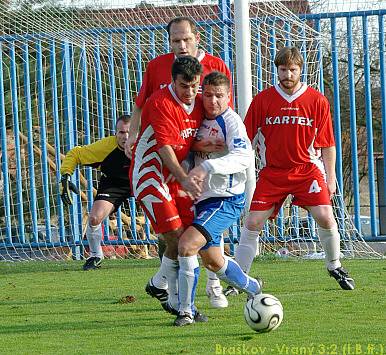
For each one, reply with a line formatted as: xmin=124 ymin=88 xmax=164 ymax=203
xmin=135 ymin=51 xmax=233 ymax=108
xmin=132 ymin=85 xmax=203 ymax=181
xmin=244 ymin=84 xmax=335 ymax=169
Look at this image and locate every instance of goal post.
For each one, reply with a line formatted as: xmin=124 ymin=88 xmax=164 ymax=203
xmin=234 ymin=0 xmax=253 ymax=118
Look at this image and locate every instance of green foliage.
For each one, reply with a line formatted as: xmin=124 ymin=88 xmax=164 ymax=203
xmin=0 ymin=259 xmax=385 ymax=354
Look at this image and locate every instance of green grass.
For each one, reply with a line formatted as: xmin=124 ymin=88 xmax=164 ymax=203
xmin=0 ymin=259 xmax=385 ymax=355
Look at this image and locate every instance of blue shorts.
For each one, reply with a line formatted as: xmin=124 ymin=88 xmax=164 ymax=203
xmin=192 ymin=194 xmax=245 ymax=250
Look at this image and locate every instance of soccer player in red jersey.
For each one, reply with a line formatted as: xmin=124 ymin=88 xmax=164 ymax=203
xmin=130 ymin=56 xmax=208 ymax=321
xmin=126 ymin=17 xmax=233 ymax=156
xmin=127 ymin=17 xmax=231 ymax=308
xmin=224 ymin=46 xmax=355 ymax=295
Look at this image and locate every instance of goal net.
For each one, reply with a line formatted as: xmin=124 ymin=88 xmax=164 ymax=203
xmin=0 ymin=0 xmax=382 ymax=261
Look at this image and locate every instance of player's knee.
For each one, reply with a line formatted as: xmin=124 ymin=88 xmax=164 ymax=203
xmin=203 ymin=259 xmax=222 ymax=272
xmin=178 ymin=242 xmax=196 ymax=257
xmin=245 ymin=218 xmax=264 ymax=232
xmin=318 ymin=217 xmax=337 ymax=230
xmin=314 ymin=211 xmax=337 ymax=229
xmin=178 ymin=234 xmax=200 ymax=256
xmin=89 ymin=215 xmax=103 ymax=226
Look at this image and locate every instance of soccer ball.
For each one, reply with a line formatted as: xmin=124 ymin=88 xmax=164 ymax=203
xmin=244 ymin=293 xmax=283 ymax=333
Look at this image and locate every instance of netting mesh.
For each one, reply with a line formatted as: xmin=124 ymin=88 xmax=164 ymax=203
xmin=0 ymin=0 xmax=383 ymax=261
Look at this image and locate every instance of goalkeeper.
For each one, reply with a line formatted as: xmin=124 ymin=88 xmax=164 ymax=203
xmin=60 ymin=114 xmax=132 ymax=271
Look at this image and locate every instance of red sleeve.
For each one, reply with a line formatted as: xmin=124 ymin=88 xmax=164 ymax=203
xmin=144 ymin=99 xmax=183 ymax=149
xmin=135 ymin=61 xmax=154 ymax=109
xmin=314 ymin=96 xmax=335 ymax=148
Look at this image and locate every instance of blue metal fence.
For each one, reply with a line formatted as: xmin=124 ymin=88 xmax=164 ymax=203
xmin=0 ymin=4 xmax=385 ymax=255
xmin=301 ymin=9 xmax=386 ymax=240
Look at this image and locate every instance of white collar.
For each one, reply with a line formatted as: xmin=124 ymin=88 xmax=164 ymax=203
xmin=274 ymin=83 xmax=308 ymax=103
xmin=168 ymin=83 xmax=195 ymax=114
xmin=173 ymin=48 xmax=205 ymax=62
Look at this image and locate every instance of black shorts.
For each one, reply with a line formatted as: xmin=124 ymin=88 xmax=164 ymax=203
xmin=94 ymin=175 xmax=133 ymax=212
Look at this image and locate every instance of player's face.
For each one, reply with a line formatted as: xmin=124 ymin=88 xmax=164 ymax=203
xmin=277 ymin=64 xmax=302 ymax=94
xmin=173 ymin=74 xmax=201 ymax=105
xmin=169 ymin=21 xmax=200 ymax=57
xmin=202 ymin=84 xmax=230 ymax=119
xmin=115 ymin=120 xmax=131 ymax=150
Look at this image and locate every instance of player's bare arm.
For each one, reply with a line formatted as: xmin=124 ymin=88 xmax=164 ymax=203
xmin=158 ymin=145 xmax=201 ymax=198
xmin=191 ymin=137 xmax=225 ymax=153
xmin=125 ymin=104 xmax=142 ymax=158
xmin=321 ymin=146 xmax=337 ymax=198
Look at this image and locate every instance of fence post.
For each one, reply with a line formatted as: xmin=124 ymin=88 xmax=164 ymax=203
xmin=376 ymin=157 xmax=386 ymax=235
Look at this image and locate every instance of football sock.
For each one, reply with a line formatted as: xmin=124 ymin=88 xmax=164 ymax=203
xmin=178 ymin=255 xmax=200 ymax=316
xmin=161 ymin=256 xmax=179 ymax=310
xmin=235 ymin=226 xmax=260 ymax=273
xmin=216 ymin=256 xmax=261 ymax=296
xmin=86 ymin=223 xmax=103 ymax=258
xmin=318 ymin=226 xmax=341 ymax=271
xmin=151 ymin=269 xmax=168 ymax=290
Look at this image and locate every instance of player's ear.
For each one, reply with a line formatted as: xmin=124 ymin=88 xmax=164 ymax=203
xmin=195 ymin=32 xmax=200 ymax=46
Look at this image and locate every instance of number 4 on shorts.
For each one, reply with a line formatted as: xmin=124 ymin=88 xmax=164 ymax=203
xmin=308 ymin=180 xmax=322 ymax=193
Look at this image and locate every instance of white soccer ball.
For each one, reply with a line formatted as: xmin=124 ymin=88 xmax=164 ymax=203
xmin=244 ymin=293 xmax=283 ymax=333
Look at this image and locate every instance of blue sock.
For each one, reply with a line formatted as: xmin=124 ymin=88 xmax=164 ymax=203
xmin=216 ymin=257 xmax=260 ymax=296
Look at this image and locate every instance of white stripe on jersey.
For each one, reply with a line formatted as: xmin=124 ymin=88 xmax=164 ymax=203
xmin=255 ymin=127 xmax=266 ymax=169
xmin=132 ymin=126 xmax=172 ymax=220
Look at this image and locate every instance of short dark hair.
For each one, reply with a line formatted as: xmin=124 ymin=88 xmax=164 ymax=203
xmin=166 ymin=17 xmax=197 ymax=37
xmin=202 ymin=71 xmax=230 ymax=91
xmin=171 ymin=56 xmax=203 ymax=82
xmin=116 ymin=114 xmax=131 ymax=125
xmin=274 ymin=46 xmax=304 ymax=68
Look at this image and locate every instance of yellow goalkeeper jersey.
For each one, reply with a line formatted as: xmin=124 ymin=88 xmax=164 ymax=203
xmin=60 ymin=136 xmax=131 ymax=182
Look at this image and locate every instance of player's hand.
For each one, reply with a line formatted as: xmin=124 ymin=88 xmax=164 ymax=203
xmin=326 ymin=177 xmax=336 ymax=199
xmin=60 ymin=174 xmax=79 ymax=206
xmin=181 ymin=175 xmax=202 ymax=200
xmin=124 ymin=133 xmax=137 ymax=159
xmin=192 ymin=137 xmax=225 ymax=153
xmin=188 ymin=165 xmax=208 ymax=183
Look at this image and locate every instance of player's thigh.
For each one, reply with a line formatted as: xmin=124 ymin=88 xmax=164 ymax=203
xmin=307 ymin=205 xmax=337 ymax=229
xmin=178 ymin=226 xmax=207 ymax=256
xmin=244 ymin=209 xmax=274 ymax=231
xmin=89 ymin=200 xmax=115 ymax=225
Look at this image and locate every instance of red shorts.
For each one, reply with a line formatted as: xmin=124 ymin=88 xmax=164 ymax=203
xmin=250 ymin=162 xmax=331 ymax=218
xmin=135 ymin=180 xmax=194 ymax=234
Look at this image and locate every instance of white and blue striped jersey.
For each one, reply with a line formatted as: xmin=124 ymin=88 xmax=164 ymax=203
xmin=195 ymin=107 xmax=255 ymax=203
